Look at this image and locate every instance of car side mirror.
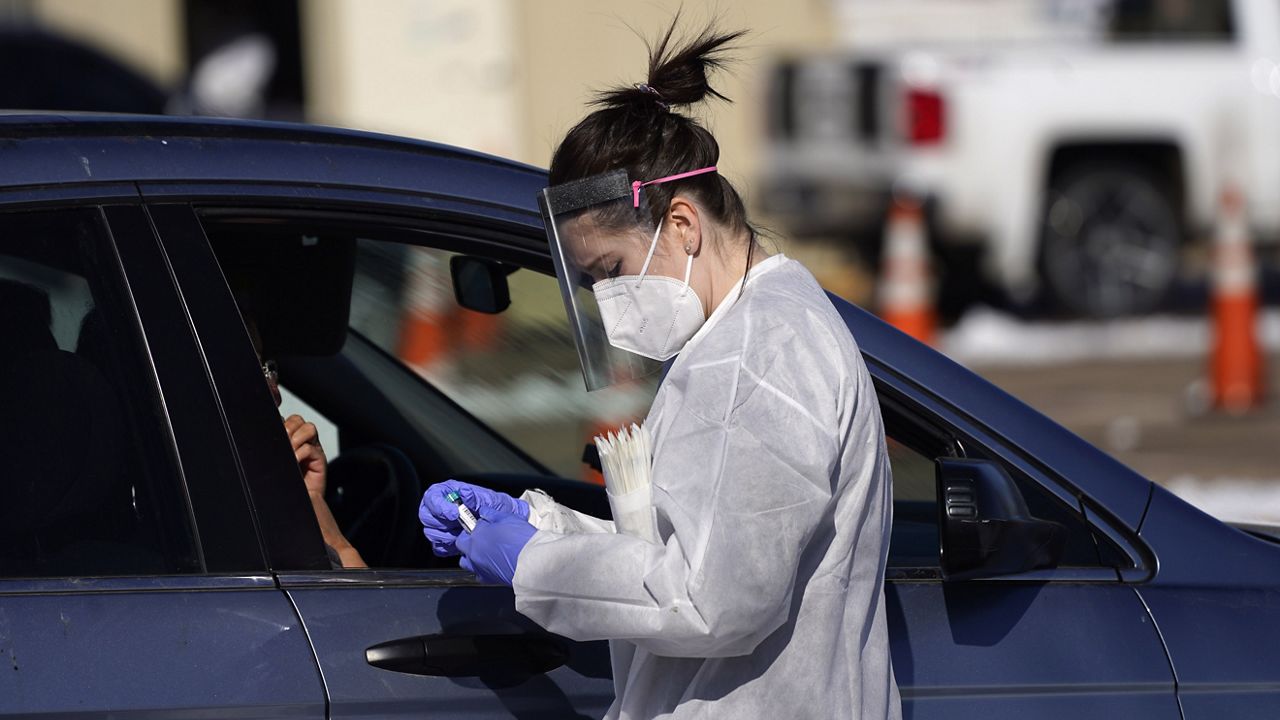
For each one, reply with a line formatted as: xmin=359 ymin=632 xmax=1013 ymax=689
xmin=450 ymin=256 xmax=513 ymax=314
xmin=935 ymin=457 xmax=1066 ymax=581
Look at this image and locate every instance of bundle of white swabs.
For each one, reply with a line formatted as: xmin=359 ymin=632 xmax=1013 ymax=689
xmin=594 ymin=422 xmax=653 ymax=496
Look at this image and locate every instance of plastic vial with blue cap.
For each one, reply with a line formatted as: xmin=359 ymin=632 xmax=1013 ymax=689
xmin=446 ymin=490 xmax=479 ymax=533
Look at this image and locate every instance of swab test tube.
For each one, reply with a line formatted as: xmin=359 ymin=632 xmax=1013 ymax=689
xmin=446 ymin=490 xmax=478 ymax=533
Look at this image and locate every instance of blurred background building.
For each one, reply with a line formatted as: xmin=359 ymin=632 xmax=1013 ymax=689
xmin=1 ymin=0 xmax=1275 ymax=523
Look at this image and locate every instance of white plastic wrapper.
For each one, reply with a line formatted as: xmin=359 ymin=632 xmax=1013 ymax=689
xmin=605 ymin=482 xmax=658 ymax=544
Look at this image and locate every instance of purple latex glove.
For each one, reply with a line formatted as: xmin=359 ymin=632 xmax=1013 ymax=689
xmin=456 ymin=511 xmax=537 ymax=586
xmin=419 ymin=480 xmax=530 ymax=557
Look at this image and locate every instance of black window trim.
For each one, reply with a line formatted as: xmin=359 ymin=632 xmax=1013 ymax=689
xmin=115 ymin=202 xmax=270 ymax=574
xmin=144 ymin=202 xmax=328 ymax=572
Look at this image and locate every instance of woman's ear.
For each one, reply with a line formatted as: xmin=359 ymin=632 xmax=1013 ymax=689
xmin=667 ymin=196 xmax=702 ymax=257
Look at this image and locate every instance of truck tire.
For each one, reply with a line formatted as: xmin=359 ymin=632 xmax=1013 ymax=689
xmin=1039 ymin=163 xmax=1181 ymax=317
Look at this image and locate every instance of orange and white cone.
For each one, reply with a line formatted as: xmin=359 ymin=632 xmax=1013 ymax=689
xmin=458 ymin=309 xmax=504 ymax=353
xmin=397 ymin=250 xmax=454 ymax=373
xmin=1208 ymin=184 xmax=1266 ymax=414
xmin=878 ymin=196 xmax=937 ymax=344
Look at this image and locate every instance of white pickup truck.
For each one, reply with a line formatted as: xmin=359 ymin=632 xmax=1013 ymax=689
xmin=762 ymin=0 xmax=1280 ymax=317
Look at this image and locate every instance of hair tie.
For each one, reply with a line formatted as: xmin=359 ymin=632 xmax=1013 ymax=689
xmin=635 ymin=83 xmax=670 ymax=112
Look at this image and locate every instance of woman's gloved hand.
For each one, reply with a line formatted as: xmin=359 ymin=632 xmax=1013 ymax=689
xmin=419 ymin=480 xmax=530 ymax=556
xmin=456 ymin=511 xmax=537 ymax=586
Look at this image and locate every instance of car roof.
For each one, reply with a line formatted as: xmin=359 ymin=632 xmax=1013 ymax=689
xmin=0 ymin=112 xmax=1153 ymax=531
xmin=0 ymin=112 xmax=548 ymax=218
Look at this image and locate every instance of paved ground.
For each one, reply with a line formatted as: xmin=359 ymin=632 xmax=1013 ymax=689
xmin=971 ymin=356 xmax=1280 ymax=524
xmin=788 ymin=238 xmax=1280 ymax=525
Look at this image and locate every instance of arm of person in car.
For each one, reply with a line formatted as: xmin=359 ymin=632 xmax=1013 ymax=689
xmin=286 ymin=414 xmax=367 ymax=569
xmin=309 ymin=490 xmax=367 ymax=569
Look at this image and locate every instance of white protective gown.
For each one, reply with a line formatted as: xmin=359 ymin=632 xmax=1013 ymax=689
xmin=515 ymin=254 xmax=901 ymax=720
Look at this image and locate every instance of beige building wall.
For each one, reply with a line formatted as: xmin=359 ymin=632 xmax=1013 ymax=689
xmin=301 ymin=0 xmax=524 ymax=160
xmin=299 ymin=0 xmax=835 ymax=180
xmin=22 ymin=1 xmax=836 ymax=183
xmin=32 ymin=0 xmax=185 ymax=88
xmin=515 ymin=1 xmax=835 ymax=186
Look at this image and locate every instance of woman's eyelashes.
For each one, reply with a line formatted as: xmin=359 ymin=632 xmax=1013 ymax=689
xmin=608 ymin=260 xmax=623 ymax=278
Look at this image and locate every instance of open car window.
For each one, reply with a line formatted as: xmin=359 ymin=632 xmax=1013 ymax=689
xmin=199 ymin=212 xmax=650 ymax=570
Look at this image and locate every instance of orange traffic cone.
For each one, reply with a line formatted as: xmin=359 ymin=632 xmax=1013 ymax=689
xmin=1208 ymin=183 xmax=1266 ymax=414
xmin=398 ymin=250 xmax=454 ymax=372
xmin=878 ymin=195 xmax=937 ymax=343
xmin=458 ymin=309 xmax=504 ymax=353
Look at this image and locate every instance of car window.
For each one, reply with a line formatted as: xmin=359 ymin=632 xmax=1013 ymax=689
xmin=351 ymin=240 xmax=658 ymax=481
xmin=0 ymin=209 xmax=199 ymax=578
xmin=886 ymin=436 xmax=941 ymax=567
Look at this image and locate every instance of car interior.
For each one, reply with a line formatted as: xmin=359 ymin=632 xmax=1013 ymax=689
xmin=205 ymin=215 xmax=608 ymax=570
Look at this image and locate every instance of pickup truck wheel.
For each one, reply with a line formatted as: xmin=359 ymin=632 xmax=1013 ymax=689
xmin=1040 ymin=165 xmax=1181 ymax=317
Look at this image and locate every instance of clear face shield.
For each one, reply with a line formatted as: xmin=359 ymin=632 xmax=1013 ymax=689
xmin=538 ymin=169 xmax=661 ymax=392
xmin=538 ymin=166 xmax=719 ymax=391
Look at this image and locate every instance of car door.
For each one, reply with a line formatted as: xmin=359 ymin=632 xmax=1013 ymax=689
xmin=149 ymin=200 xmax=618 ymax=719
xmin=0 ymin=200 xmax=323 ymax=718
xmin=871 ymin=374 xmax=1181 ymax=718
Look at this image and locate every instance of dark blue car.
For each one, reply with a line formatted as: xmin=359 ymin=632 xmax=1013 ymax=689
xmin=0 ymin=114 xmax=1276 ymax=719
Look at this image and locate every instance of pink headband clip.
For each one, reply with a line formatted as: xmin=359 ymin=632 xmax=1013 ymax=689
xmin=631 ymin=166 xmax=718 ymax=208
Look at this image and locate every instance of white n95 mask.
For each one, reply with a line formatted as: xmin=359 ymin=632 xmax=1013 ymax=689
xmin=592 ymin=223 xmax=704 ymax=361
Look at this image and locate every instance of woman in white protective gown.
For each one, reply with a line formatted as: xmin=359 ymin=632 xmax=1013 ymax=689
xmin=419 ymin=20 xmax=902 ymax=720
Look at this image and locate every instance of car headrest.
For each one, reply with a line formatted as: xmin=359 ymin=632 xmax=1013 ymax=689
xmin=0 ymin=279 xmax=57 ymax=360
xmin=211 ymin=230 xmax=356 ymax=357
xmin=0 ymin=349 xmax=126 ymax=535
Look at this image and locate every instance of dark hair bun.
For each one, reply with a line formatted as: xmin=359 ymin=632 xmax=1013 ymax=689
xmin=596 ymin=21 xmax=746 ymax=113
xmin=549 ymin=18 xmax=753 ymax=240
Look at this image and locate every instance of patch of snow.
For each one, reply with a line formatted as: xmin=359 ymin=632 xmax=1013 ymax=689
xmin=1165 ymin=475 xmax=1280 ymax=526
xmin=942 ymin=307 xmax=1280 ymax=366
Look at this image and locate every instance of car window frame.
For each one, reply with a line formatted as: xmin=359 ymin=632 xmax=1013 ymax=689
xmin=869 ymin=361 xmax=1154 ymax=584
xmin=151 ymin=199 xmax=569 ymax=574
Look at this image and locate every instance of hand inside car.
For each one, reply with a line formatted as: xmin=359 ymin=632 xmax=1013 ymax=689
xmin=282 ymin=413 xmax=366 ymax=569
xmin=284 ymin=414 xmax=326 ymax=497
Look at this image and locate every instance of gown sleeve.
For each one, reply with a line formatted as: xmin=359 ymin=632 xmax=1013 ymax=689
xmin=512 ymin=327 xmax=847 ymax=658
